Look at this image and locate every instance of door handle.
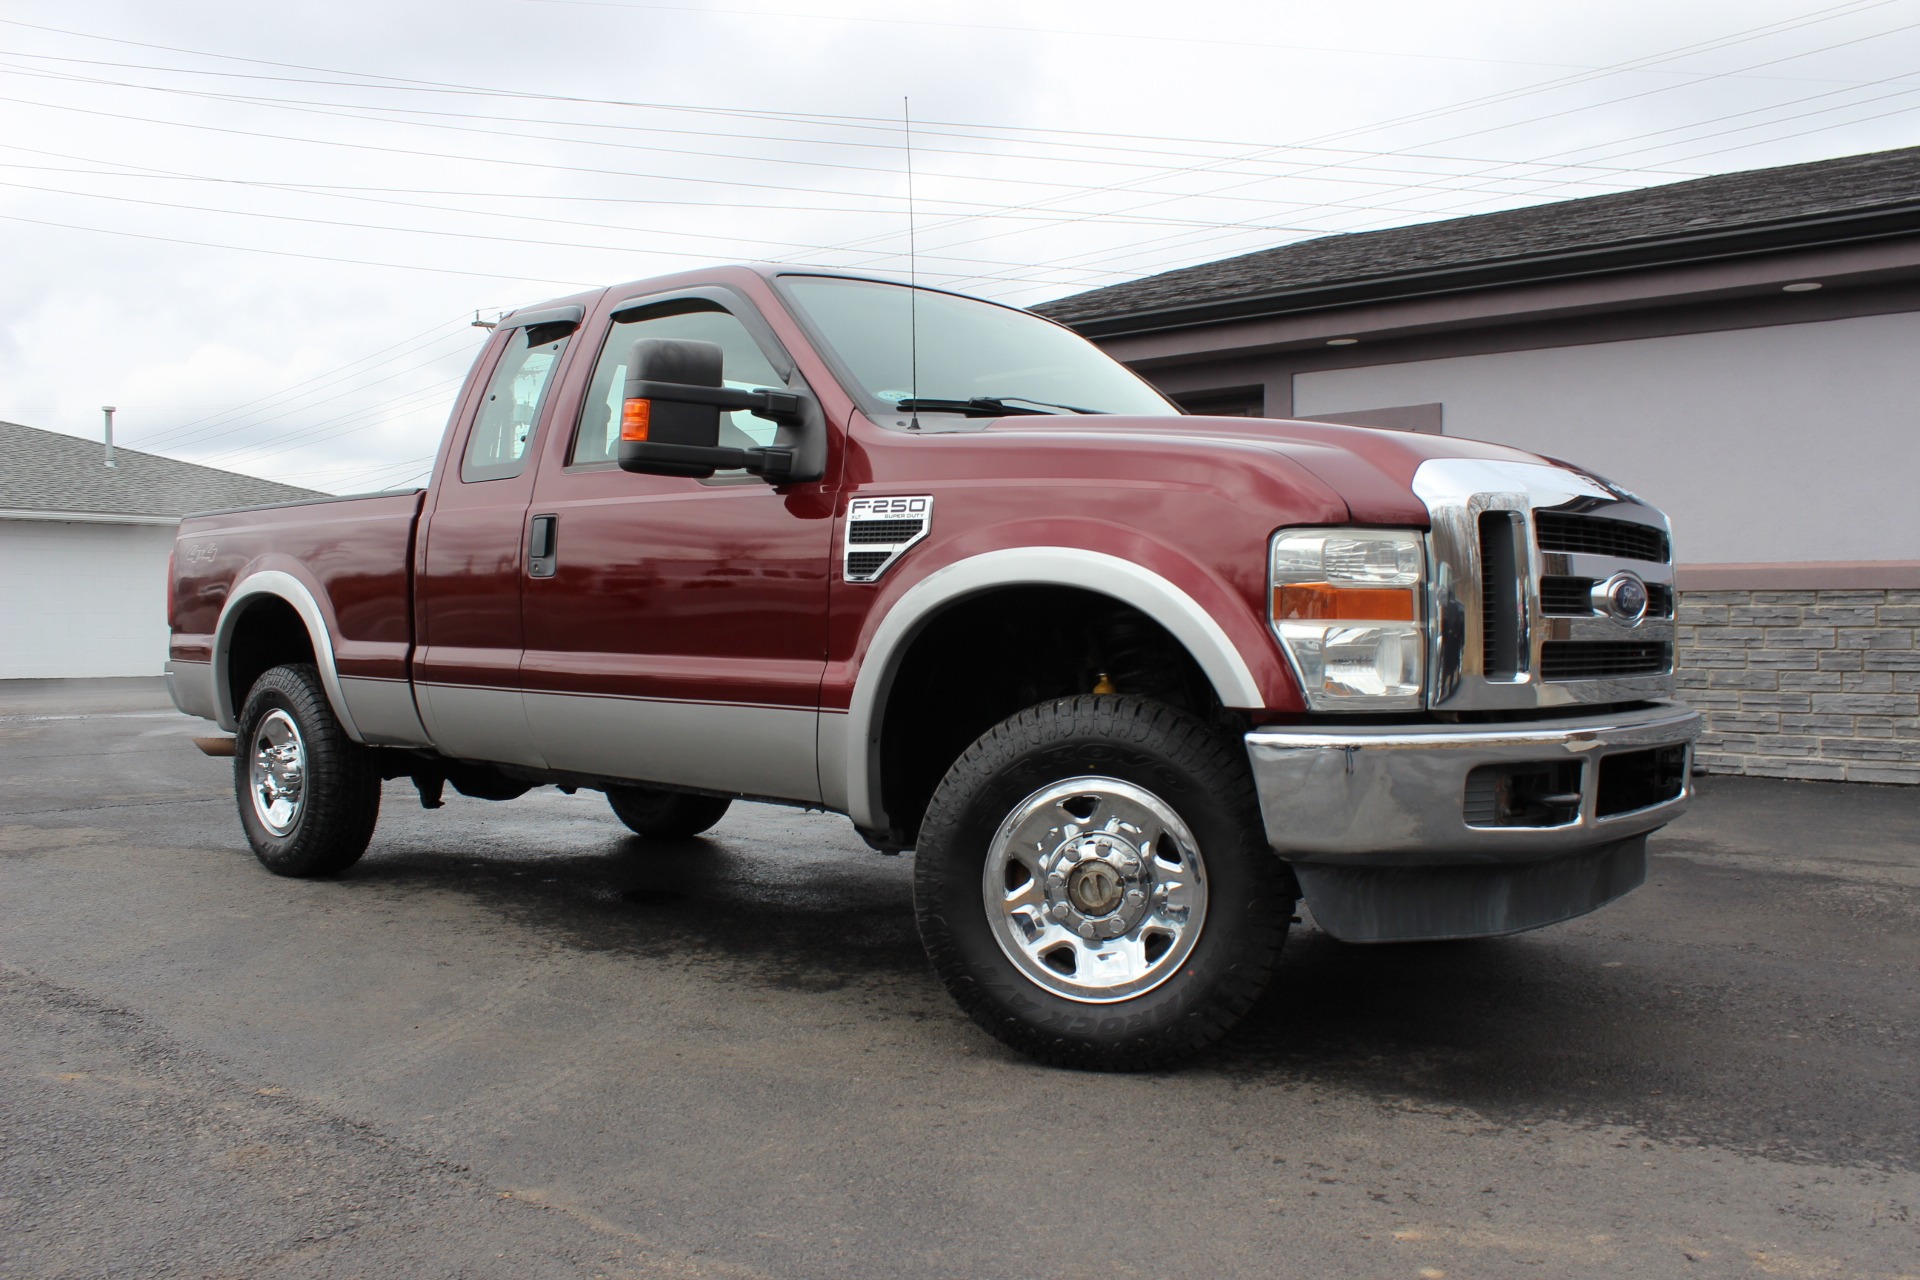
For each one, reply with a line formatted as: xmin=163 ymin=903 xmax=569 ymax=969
xmin=528 ymin=514 xmax=558 ymax=578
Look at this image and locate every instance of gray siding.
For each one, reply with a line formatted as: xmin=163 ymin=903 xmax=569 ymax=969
xmin=1291 ymin=311 xmax=1920 ymax=565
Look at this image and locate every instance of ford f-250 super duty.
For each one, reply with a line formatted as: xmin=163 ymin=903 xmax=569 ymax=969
xmin=167 ymin=264 xmax=1699 ymax=1069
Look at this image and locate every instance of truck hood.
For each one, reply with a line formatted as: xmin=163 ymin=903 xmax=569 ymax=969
xmin=984 ymin=414 xmax=1571 ymax=526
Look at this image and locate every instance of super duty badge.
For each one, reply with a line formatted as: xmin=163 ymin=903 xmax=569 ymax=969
xmin=844 ymin=495 xmax=932 ymax=583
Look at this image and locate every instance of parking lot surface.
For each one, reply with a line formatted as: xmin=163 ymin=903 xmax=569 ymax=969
xmin=3 ymin=678 xmax=1918 ymax=1279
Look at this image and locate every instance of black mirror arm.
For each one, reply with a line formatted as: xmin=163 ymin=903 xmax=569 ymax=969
xmin=619 ymin=440 xmax=799 ymax=482
xmin=627 ymin=379 xmax=806 ymax=425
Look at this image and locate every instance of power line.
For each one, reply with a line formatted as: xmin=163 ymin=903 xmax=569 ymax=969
xmin=127 ymin=317 xmax=473 ymax=448
xmin=0 ymin=211 xmax=600 ymax=286
xmin=894 ymin=0 xmax=1917 ymax=291
xmin=0 ymin=46 xmax=1717 ymax=187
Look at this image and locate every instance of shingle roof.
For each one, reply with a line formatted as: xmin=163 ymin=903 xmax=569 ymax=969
xmin=0 ymin=421 xmax=325 ymax=520
xmin=1037 ymin=144 xmax=1920 ymax=332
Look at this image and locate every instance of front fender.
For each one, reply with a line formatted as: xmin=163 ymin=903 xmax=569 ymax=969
xmin=836 ymin=538 xmax=1298 ymax=830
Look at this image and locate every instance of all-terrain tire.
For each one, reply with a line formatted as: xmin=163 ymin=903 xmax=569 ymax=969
xmin=914 ymin=695 xmax=1293 ymax=1071
xmin=606 ymin=786 xmax=732 ymax=838
xmin=234 ymin=663 xmax=381 ymax=877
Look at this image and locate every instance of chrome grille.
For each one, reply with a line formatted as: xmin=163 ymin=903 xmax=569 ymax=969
xmin=1534 ymin=511 xmax=1670 ymax=562
xmin=1413 ymin=458 xmax=1677 ymax=712
xmin=1540 ymin=640 xmax=1670 ymax=680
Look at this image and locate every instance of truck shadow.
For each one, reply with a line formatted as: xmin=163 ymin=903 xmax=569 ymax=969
xmin=337 ymin=812 xmax=1916 ymax=1173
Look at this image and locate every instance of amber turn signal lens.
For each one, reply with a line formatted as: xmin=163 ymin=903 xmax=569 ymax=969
xmin=1273 ymin=583 xmax=1417 ymax=622
xmin=620 ymin=398 xmax=651 ymax=441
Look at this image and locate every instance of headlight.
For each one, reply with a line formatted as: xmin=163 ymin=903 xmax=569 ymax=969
xmin=1269 ymin=528 xmax=1426 ymax=711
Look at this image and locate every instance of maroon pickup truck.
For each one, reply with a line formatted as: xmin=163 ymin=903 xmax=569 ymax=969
xmin=167 ymin=265 xmax=1699 ymax=1069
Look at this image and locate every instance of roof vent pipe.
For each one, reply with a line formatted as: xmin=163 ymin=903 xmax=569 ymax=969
xmin=101 ymin=406 xmax=116 ymax=468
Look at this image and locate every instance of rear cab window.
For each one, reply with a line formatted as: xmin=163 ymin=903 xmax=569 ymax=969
xmin=462 ymin=330 xmax=569 ymax=483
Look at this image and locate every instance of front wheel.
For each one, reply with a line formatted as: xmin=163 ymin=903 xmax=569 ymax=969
xmin=914 ymin=696 xmax=1293 ymax=1071
xmin=234 ymin=663 xmax=381 ymax=877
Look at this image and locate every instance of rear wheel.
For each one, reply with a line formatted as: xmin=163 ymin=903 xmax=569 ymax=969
xmin=606 ymin=786 xmax=732 ymax=838
xmin=234 ymin=663 xmax=381 ymax=877
xmin=914 ymin=695 xmax=1293 ymax=1071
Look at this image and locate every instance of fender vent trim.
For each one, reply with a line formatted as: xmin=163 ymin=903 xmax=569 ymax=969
xmin=843 ymin=495 xmax=932 ymax=583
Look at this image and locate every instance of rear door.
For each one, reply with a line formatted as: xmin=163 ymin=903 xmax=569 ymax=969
xmin=519 ymin=288 xmax=836 ymax=801
xmin=414 ymin=311 xmax=580 ymax=766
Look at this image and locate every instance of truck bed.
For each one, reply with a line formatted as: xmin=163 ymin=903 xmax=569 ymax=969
xmin=167 ymin=490 xmax=425 ymax=741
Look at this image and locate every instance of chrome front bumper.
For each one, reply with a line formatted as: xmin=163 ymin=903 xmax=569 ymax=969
xmin=1245 ymin=702 xmax=1700 ymax=863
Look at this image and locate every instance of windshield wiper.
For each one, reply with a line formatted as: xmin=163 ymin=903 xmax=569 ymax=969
xmin=889 ymin=396 xmax=1107 ymax=417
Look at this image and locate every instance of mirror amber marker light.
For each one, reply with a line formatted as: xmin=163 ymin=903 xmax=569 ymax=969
xmin=620 ymin=398 xmax=651 ymax=442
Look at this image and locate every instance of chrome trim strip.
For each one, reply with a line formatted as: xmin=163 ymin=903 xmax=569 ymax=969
xmin=1245 ymin=702 xmax=1700 ymax=861
xmin=1548 ymin=615 xmax=1675 ymax=643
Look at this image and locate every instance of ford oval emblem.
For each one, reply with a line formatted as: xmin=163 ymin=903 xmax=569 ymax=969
xmin=1593 ymin=572 xmax=1650 ymax=625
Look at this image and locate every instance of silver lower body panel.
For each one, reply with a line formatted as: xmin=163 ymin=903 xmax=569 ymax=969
xmin=165 ymin=660 xmax=218 ymax=723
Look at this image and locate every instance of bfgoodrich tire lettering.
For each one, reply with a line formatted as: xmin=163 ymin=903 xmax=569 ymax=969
xmin=234 ymin=663 xmax=381 ymax=877
xmin=914 ymin=695 xmax=1293 ymax=1070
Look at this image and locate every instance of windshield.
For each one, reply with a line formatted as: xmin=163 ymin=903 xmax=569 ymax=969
xmin=780 ymin=275 xmax=1178 ymax=420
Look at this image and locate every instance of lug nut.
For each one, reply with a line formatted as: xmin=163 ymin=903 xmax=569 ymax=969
xmin=1050 ymin=902 xmax=1070 ymax=920
xmin=1078 ymin=922 xmax=1096 ymax=939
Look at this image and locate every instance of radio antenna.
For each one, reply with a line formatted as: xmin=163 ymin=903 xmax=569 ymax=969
xmin=904 ymin=95 xmax=921 ymax=431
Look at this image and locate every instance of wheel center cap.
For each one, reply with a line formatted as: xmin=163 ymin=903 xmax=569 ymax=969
xmin=1067 ymin=860 xmax=1124 ymax=915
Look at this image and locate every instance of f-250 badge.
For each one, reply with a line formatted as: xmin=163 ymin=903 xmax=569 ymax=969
xmin=843 ymin=496 xmax=932 ymax=583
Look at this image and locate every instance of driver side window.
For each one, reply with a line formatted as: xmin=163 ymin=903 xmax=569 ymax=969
xmin=570 ymin=302 xmax=785 ymax=467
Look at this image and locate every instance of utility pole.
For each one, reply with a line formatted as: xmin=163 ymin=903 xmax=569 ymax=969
xmin=101 ymin=406 xmax=117 ymax=468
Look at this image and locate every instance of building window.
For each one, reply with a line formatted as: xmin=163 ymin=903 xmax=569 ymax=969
xmin=1173 ymin=386 xmax=1264 ymax=417
xmin=1298 ymin=403 xmax=1443 ymax=434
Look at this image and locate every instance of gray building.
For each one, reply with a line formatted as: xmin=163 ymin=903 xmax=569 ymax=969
xmin=1040 ymin=146 xmax=1920 ymax=785
xmin=1 ymin=422 xmax=322 ymax=679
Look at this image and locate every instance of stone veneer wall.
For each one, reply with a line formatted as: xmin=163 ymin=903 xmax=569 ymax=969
xmin=1677 ymin=588 xmax=1920 ymax=785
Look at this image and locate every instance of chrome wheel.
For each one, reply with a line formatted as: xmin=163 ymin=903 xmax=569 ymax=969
xmin=982 ymin=776 xmax=1208 ymax=1003
xmin=248 ymin=708 xmax=307 ymax=837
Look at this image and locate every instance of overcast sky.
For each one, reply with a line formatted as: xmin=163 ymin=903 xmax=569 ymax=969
xmin=4 ymin=0 xmax=1917 ymax=493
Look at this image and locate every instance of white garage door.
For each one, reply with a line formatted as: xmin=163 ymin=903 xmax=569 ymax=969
xmin=0 ymin=519 xmax=178 ymax=678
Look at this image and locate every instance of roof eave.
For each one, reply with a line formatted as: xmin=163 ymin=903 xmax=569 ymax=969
xmin=1049 ymin=201 xmax=1920 ymax=339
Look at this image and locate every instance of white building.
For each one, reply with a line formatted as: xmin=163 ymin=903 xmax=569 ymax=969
xmin=0 ymin=422 xmax=320 ymax=679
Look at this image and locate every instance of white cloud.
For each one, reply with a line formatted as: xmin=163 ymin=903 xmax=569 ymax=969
xmin=3 ymin=0 xmax=1916 ymax=489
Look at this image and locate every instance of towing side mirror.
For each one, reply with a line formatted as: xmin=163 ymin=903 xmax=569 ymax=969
xmin=616 ymin=337 xmax=810 ymax=482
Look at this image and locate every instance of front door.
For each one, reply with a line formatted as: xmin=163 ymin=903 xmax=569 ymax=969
xmin=519 ymin=293 xmax=836 ymax=801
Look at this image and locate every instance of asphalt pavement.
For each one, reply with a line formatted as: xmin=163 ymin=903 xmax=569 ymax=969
xmin=2 ymin=678 xmax=1917 ymax=1279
